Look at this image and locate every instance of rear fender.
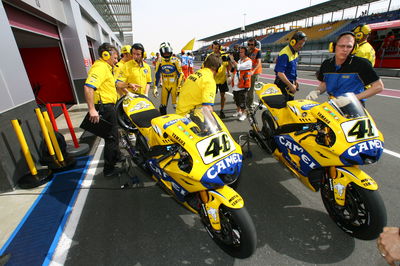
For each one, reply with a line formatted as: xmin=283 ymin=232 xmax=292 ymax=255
xmin=332 ymin=166 xmax=378 ymax=206
xmin=204 ymin=186 xmax=244 ymax=231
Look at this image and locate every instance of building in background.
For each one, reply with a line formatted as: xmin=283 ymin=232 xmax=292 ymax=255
xmin=0 ymin=0 xmax=132 ymax=191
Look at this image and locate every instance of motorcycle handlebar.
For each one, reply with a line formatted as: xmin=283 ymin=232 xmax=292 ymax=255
xmin=294 ymin=124 xmax=315 ymax=135
xmin=156 ymin=145 xmax=179 ymax=164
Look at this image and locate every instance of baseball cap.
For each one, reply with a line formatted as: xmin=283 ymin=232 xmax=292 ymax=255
xmin=121 ymin=45 xmax=132 ymax=54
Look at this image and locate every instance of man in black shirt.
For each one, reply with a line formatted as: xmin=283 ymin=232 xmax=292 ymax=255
xmin=307 ymin=32 xmax=384 ymax=105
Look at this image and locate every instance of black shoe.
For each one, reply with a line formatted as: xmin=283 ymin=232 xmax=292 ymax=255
xmin=219 ymin=110 xmax=226 ymax=119
xmin=103 ymin=166 xmax=125 ymax=177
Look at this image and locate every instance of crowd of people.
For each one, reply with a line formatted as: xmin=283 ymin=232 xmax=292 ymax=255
xmin=82 ymin=24 xmax=397 ymax=264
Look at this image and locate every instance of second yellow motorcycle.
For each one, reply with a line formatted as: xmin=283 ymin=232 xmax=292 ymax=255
xmin=247 ymin=82 xmax=386 ymax=240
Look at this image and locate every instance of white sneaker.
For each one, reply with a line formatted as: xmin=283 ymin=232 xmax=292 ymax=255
xmin=232 ymin=111 xmax=242 ymax=117
xmin=238 ymin=113 xmax=247 ymax=121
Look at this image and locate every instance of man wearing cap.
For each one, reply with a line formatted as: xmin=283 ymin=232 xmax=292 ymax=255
xmin=114 ymin=45 xmax=132 ymax=81
xmin=116 ymin=43 xmax=152 ymax=96
xmin=353 ymin=24 xmax=376 ymax=66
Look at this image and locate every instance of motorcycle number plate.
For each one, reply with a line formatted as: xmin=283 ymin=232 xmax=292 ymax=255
xmin=196 ymin=132 xmax=236 ymax=164
xmin=341 ymin=118 xmax=379 ymax=143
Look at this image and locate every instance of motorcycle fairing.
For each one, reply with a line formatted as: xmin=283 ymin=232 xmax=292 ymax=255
xmin=339 ymin=139 xmax=384 ymax=165
xmin=201 ymin=153 xmax=243 ymax=189
xmin=205 ymin=186 xmax=245 ymax=230
xmin=147 ymin=158 xmax=189 ymax=201
xmin=301 ymin=103 xmax=319 ymax=110
xmin=123 ymin=94 xmax=156 ymax=116
xmin=196 ymin=132 xmax=237 ymax=165
xmin=332 ymin=166 xmax=378 ymax=206
xmin=274 ymin=135 xmax=321 ymax=176
xmin=162 ymin=116 xmax=191 ymax=129
xmin=256 ymin=84 xmax=318 ymax=125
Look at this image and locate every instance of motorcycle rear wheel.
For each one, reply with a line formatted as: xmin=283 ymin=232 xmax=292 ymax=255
xmin=261 ymin=110 xmax=276 ymax=152
xmin=321 ymin=182 xmax=387 ymax=240
xmin=205 ymin=206 xmax=257 ymax=258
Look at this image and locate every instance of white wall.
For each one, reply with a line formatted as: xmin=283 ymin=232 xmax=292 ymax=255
xmin=0 ymin=1 xmax=35 ymax=113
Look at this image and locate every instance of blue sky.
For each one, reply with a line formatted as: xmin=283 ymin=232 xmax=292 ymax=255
xmin=131 ymin=0 xmax=393 ymax=55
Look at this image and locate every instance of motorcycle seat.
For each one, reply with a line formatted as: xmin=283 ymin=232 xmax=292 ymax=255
xmin=262 ymin=95 xmax=286 ymax=109
xmin=130 ymin=109 xmax=161 ymax=128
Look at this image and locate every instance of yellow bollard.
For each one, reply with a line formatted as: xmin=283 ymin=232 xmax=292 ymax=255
xmin=11 ymin=119 xmax=38 ymax=175
xmin=42 ymin=111 xmax=64 ymax=164
xmin=35 ymin=108 xmax=55 ymax=156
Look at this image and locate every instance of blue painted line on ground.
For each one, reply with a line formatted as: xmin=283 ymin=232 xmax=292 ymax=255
xmin=0 ymin=156 xmax=92 ymax=266
xmin=43 ymin=156 xmax=92 ymax=266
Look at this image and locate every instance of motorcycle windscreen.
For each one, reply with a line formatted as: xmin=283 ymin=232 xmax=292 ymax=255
xmin=329 ymin=93 xmax=366 ymax=119
xmin=189 ymin=107 xmax=222 ymax=136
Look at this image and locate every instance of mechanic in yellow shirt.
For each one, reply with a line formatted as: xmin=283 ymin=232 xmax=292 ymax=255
xmin=202 ymin=41 xmax=230 ymax=118
xmin=116 ymin=43 xmax=152 ymax=96
xmin=176 ymin=54 xmax=222 ymax=117
xmin=155 ymin=42 xmax=184 ymax=115
xmin=83 ymin=43 xmax=123 ymax=177
xmin=114 ymin=45 xmax=132 ymax=79
xmin=353 ymin=23 xmax=376 ymax=66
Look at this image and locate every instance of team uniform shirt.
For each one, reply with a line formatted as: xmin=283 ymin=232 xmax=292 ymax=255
xmin=117 ymin=60 xmax=152 ymax=95
xmin=85 ymin=59 xmax=117 ymax=104
xmin=176 ymin=68 xmax=216 ymax=116
xmin=114 ymin=60 xmax=126 ymax=79
xmin=355 ymin=41 xmax=376 ymax=66
xmin=155 ymin=57 xmax=183 ymax=88
xmin=274 ymin=45 xmax=299 ymax=82
xmin=203 ymin=52 xmax=229 ymax=84
xmin=249 ymin=48 xmax=262 ymax=74
xmin=317 ymin=56 xmax=380 ymax=101
xmin=188 ymin=55 xmax=194 ymax=68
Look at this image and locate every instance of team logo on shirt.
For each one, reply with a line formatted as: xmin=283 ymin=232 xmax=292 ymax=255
xmin=161 ymin=65 xmax=177 ymax=74
xmin=144 ymin=69 xmax=148 ymax=74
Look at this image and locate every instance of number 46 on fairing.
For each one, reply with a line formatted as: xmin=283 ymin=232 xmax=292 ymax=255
xmin=196 ymin=132 xmax=236 ymax=164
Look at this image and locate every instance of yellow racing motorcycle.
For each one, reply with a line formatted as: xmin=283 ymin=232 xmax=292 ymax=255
xmin=247 ymin=82 xmax=386 ymax=240
xmin=115 ymin=93 xmax=257 ymax=258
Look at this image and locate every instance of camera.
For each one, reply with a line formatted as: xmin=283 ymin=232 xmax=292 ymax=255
xmin=221 ymin=54 xmax=230 ymax=62
xmin=221 ymin=52 xmax=232 ymax=62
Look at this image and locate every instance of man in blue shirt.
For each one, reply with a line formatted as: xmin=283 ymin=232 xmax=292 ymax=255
xmin=274 ymin=31 xmax=307 ymax=101
xmin=307 ymin=32 xmax=384 ymax=105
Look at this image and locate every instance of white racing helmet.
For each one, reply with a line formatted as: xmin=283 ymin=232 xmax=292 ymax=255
xmin=160 ymin=42 xmax=173 ymax=59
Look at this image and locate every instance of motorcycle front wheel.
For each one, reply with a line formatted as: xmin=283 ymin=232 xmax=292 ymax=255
xmin=321 ymin=182 xmax=387 ymax=240
xmin=219 ymin=172 xmax=241 ymax=189
xmin=205 ymin=205 xmax=257 ymax=258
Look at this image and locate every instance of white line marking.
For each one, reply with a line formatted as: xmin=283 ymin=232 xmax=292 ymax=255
xmin=384 ymin=149 xmax=400 ymax=159
xmin=49 ymin=139 xmax=105 ymax=266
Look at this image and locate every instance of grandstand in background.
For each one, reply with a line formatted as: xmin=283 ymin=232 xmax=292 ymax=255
xmin=196 ymin=0 xmax=400 ymax=68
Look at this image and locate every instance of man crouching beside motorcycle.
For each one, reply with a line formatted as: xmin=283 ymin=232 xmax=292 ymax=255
xmin=307 ymin=31 xmax=384 ymax=106
xmin=176 ymin=54 xmax=222 ymax=119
